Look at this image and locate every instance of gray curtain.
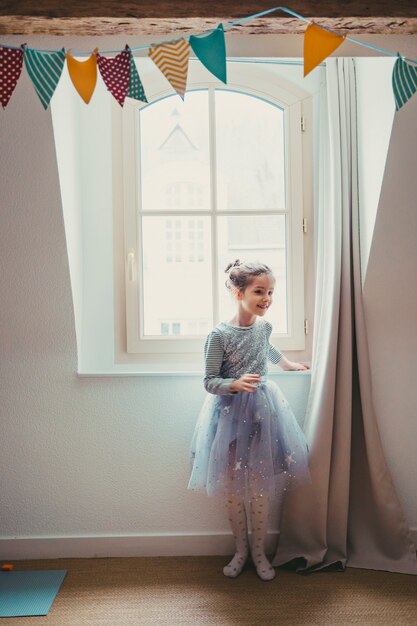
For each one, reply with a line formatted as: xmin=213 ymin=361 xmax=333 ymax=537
xmin=273 ymin=58 xmax=417 ymax=575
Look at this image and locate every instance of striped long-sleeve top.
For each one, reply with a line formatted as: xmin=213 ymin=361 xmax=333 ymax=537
xmin=203 ymin=319 xmax=282 ymax=395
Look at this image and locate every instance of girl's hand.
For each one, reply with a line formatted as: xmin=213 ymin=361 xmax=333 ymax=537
xmin=279 ymin=356 xmax=310 ymax=371
xmin=230 ymin=373 xmax=260 ymax=393
xmin=285 ymin=360 xmax=310 ymax=371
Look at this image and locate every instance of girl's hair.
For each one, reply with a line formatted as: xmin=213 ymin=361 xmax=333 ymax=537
xmin=224 ymin=259 xmax=273 ymax=292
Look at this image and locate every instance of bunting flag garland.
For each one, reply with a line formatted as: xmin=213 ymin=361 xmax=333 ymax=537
xmin=303 ymin=23 xmax=345 ymax=77
xmin=97 ymin=45 xmax=131 ymax=107
xmin=189 ymin=24 xmax=227 ymax=84
xmin=0 ymin=46 xmax=23 ymax=109
xmin=127 ymin=49 xmax=148 ymax=103
xmin=392 ymin=55 xmax=417 ymax=111
xmin=23 ymin=46 xmax=65 ymax=109
xmin=149 ymin=39 xmax=190 ymax=100
xmin=1 ymin=6 xmax=417 ymax=113
xmin=66 ymin=50 xmax=98 ymax=104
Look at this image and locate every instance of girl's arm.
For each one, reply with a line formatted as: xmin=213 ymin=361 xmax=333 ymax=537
xmin=266 ymin=322 xmax=309 ymax=371
xmin=203 ymin=331 xmax=237 ymax=395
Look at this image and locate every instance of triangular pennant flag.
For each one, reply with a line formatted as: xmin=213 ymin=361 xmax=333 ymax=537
xmin=66 ymin=50 xmax=98 ymax=104
xmin=392 ymin=54 xmax=417 ymax=111
xmin=96 ymin=45 xmax=131 ymax=107
xmin=23 ymin=46 xmax=65 ymax=109
xmin=0 ymin=46 xmax=23 ymax=109
xmin=304 ymin=23 xmax=345 ymax=77
xmin=149 ymin=39 xmax=190 ymax=100
xmin=189 ymin=24 xmax=227 ymax=84
xmin=127 ymin=49 xmax=148 ymax=103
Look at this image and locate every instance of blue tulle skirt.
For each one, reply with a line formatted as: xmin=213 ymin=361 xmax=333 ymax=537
xmin=188 ymin=380 xmax=311 ymax=497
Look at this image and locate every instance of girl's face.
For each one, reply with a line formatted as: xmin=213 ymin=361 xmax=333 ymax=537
xmin=236 ymin=273 xmax=275 ymax=317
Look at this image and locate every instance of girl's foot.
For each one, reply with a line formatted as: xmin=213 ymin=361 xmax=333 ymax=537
xmin=223 ymin=552 xmax=248 ymax=578
xmin=252 ymin=552 xmax=276 ymax=581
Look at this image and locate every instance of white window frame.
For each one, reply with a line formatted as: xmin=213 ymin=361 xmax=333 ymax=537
xmin=114 ymin=63 xmax=312 ymax=363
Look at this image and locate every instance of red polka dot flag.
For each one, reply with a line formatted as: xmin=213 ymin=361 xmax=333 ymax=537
xmin=0 ymin=46 xmax=23 ymax=109
xmin=96 ymin=45 xmax=131 ymax=107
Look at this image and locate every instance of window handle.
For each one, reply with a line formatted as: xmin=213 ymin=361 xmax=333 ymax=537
xmin=127 ymin=249 xmax=135 ymax=282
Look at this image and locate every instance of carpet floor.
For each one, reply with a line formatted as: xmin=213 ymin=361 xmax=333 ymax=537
xmin=2 ymin=556 xmax=417 ymax=625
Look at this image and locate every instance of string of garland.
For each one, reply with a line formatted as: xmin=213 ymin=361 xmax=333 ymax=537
xmin=1 ymin=5 xmax=416 ymax=111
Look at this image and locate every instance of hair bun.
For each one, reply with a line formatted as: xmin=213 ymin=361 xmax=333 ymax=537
xmin=225 ymin=259 xmax=241 ymax=273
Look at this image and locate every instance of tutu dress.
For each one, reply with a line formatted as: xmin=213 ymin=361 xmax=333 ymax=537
xmin=188 ymin=319 xmax=311 ymax=497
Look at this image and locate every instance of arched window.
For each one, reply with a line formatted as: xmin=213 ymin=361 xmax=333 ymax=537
xmin=115 ymin=63 xmax=312 ymax=363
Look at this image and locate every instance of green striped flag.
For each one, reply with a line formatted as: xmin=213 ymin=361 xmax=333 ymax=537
xmin=392 ymin=55 xmax=417 ymax=111
xmin=127 ymin=48 xmax=147 ymax=103
xmin=23 ymin=46 xmax=66 ymax=109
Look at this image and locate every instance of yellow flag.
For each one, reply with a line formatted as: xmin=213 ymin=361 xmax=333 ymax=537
xmin=304 ymin=24 xmax=345 ymax=77
xmin=66 ymin=49 xmax=98 ymax=104
xmin=149 ymin=39 xmax=190 ymax=99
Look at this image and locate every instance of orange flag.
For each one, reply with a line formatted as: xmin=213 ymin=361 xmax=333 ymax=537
xmin=149 ymin=39 xmax=190 ymax=99
xmin=66 ymin=49 xmax=98 ymax=104
xmin=304 ymin=24 xmax=345 ymax=77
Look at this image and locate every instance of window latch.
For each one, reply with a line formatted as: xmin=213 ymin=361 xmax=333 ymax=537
xmin=127 ymin=249 xmax=135 ymax=282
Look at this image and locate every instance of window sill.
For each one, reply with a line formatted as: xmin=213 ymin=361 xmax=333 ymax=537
xmin=77 ymin=366 xmax=312 ymax=378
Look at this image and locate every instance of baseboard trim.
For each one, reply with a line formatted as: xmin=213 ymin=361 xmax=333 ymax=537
xmin=2 ymin=529 xmax=415 ymax=561
xmin=0 ymin=532 xmax=280 ymax=561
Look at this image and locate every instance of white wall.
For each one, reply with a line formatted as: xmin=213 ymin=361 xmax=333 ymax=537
xmin=53 ymin=68 xmax=116 ymax=372
xmin=356 ymin=57 xmax=396 ymax=282
xmin=49 ymin=74 xmax=84 ymax=359
xmin=1 ymin=34 xmax=416 ymax=558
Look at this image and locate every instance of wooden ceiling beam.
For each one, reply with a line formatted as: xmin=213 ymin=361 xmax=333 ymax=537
xmin=1 ymin=1 xmax=416 ymax=35
xmin=1 ymin=16 xmax=417 ymax=36
xmin=2 ymin=1 xmax=417 ymax=18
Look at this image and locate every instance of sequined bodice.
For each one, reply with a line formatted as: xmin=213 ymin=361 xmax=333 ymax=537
xmin=216 ymin=320 xmax=271 ymax=379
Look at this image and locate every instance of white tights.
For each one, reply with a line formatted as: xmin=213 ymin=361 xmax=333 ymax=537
xmin=223 ymin=495 xmax=249 ymax=578
xmin=223 ymin=444 xmax=278 ymax=581
xmin=223 ymin=492 xmax=276 ymax=581
xmin=249 ymin=490 xmax=275 ymax=581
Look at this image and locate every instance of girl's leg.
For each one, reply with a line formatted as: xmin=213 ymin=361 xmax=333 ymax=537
xmin=248 ymin=473 xmax=276 ymax=581
xmin=223 ymin=495 xmax=249 ymax=577
xmin=223 ymin=441 xmax=249 ymax=578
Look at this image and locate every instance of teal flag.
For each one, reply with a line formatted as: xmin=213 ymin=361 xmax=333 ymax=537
xmin=392 ymin=54 xmax=417 ymax=111
xmin=127 ymin=48 xmax=148 ymax=103
xmin=24 ymin=46 xmax=66 ymax=109
xmin=189 ymin=24 xmax=227 ymax=84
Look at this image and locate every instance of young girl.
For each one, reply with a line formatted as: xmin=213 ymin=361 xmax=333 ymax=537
xmin=188 ymin=260 xmax=311 ymax=581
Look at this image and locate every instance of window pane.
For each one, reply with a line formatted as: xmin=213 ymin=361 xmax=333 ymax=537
xmin=217 ymin=215 xmax=288 ymax=334
xmin=139 ymin=91 xmax=210 ymax=211
xmin=215 ymin=91 xmax=285 ymax=211
xmin=141 ymin=216 xmax=213 ymax=336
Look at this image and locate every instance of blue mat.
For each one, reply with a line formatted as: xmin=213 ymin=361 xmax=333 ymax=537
xmin=0 ymin=570 xmax=67 ymax=618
